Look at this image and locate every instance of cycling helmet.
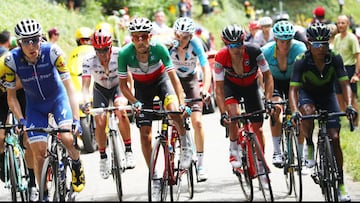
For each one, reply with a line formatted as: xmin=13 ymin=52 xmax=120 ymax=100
xmin=273 ymin=21 xmax=295 ymax=40
xmin=259 ymin=16 xmax=273 ymax=26
xmin=128 ymin=17 xmax=152 ymax=33
xmin=14 ymin=18 xmax=42 ymax=39
xmin=173 ymin=17 xmax=195 ymax=34
xmin=248 ymin=20 xmax=260 ymax=30
xmin=91 ymin=28 xmax=112 ymax=49
xmin=221 ymin=24 xmax=244 ymax=44
xmin=75 ymin=27 xmax=93 ymax=40
xmin=274 ymin=13 xmax=290 ymax=23
xmin=95 ymin=22 xmax=114 ymax=36
xmin=313 ymin=6 xmax=325 ymax=18
xmin=306 ymin=22 xmax=330 ymax=41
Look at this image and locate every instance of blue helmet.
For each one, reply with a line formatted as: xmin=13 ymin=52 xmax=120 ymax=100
xmin=272 ymin=21 xmax=295 ymax=40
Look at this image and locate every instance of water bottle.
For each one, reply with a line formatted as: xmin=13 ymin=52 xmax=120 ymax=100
xmin=59 ymin=161 xmax=65 ymax=183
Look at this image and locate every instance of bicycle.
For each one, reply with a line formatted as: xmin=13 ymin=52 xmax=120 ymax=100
xmin=228 ymin=108 xmax=274 ymax=202
xmin=1 ymin=121 xmax=29 ymax=202
xmin=27 ymin=121 xmax=78 ymax=202
xmin=146 ymin=98 xmax=201 ymax=202
xmin=268 ymin=99 xmax=302 ymax=201
xmin=300 ymin=109 xmax=355 ymax=202
xmin=89 ymin=104 xmax=133 ymax=201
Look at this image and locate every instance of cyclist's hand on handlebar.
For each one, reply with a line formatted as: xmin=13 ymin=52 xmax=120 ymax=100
xmin=345 ymin=105 xmax=358 ymax=120
xmin=132 ymin=100 xmax=143 ymax=113
xmin=73 ymin=119 xmax=82 ymax=135
xmin=264 ymin=100 xmax=275 ymax=115
xmin=220 ymin=112 xmax=230 ymax=127
xmin=16 ymin=118 xmax=27 ymax=133
xmin=200 ymin=90 xmax=210 ymax=103
xmin=290 ymin=111 xmax=302 ymax=127
xmin=179 ymin=105 xmax=192 ymax=117
xmin=80 ymin=102 xmax=91 ymax=114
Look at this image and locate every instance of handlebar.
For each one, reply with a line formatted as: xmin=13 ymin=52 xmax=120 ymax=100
xmin=90 ymin=105 xmax=133 ymax=115
xmin=25 ymin=127 xmax=71 ymax=134
xmin=0 ymin=124 xmax=22 ymax=130
xmin=229 ymin=109 xmax=266 ymax=122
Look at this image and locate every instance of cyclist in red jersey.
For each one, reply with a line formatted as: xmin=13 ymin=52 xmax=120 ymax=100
xmin=215 ymin=24 xmax=274 ymax=186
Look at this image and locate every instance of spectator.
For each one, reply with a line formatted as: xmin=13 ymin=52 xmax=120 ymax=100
xmin=68 ymin=0 xmax=82 ymax=12
xmin=333 ymin=15 xmax=360 ymax=129
xmin=48 ymin=27 xmax=60 ymax=44
xmin=186 ymin=0 xmax=192 ymax=17
xmin=328 ymin=23 xmax=338 ymax=49
xmin=311 ymin=6 xmax=332 ymax=25
xmin=178 ymin=0 xmax=188 ymax=17
xmin=0 ymin=30 xmax=10 ymax=56
xmin=339 ymin=0 xmax=344 ymax=14
xmin=151 ymin=10 xmax=173 ymax=35
xmin=244 ymin=20 xmax=260 ymax=45
xmin=199 ymin=0 xmax=214 ymax=18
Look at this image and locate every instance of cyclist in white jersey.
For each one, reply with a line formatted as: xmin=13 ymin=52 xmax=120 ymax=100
xmin=168 ymin=17 xmax=211 ymax=181
xmin=81 ymin=27 xmax=135 ymax=179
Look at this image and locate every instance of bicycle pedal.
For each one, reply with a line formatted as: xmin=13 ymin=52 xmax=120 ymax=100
xmin=232 ymin=167 xmax=244 ymax=176
xmin=311 ymin=173 xmax=320 ymax=184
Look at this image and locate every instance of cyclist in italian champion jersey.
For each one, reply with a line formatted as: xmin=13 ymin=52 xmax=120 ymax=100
xmin=81 ymin=26 xmax=135 ymax=179
xmin=168 ymin=17 xmax=212 ymax=181
xmin=261 ymin=20 xmax=307 ymax=168
xmin=0 ymin=19 xmax=85 ymax=195
xmin=289 ymin=23 xmax=357 ymax=202
xmin=118 ymin=18 xmax=192 ymax=199
xmin=215 ymin=24 xmax=274 ymax=184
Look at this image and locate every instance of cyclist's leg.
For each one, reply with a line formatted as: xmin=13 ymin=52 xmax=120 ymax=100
xmin=270 ymin=91 xmax=285 ymax=167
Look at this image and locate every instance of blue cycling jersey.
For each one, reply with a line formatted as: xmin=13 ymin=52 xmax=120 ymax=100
xmin=261 ymin=39 xmax=306 ymax=80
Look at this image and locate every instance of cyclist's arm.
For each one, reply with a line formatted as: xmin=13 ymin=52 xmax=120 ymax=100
xmin=339 ymin=80 xmax=353 ymax=107
xmin=7 ymin=77 xmax=24 ymax=121
xmin=262 ymin=70 xmax=274 ymax=101
xmin=63 ymin=78 xmax=80 ymax=120
xmin=289 ymin=85 xmax=300 ymax=113
xmin=167 ymin=69 xmax=185 ymax=106
xmin=119 ymin=77 xmax=137 ymax=104
xmin=82 ymin=75 xmax=92 ymax=104
xmin=215 ymin=80 xmax=226 ymax=114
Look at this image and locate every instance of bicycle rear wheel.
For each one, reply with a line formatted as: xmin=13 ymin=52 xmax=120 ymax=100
xmin=323 ymin=136 xmax=339 ymax=202
xmin=251 ymin=135 xmax=274 ymax=202
xmin=235 ymin=143 xmax=253 ymax=201
xmin=110 ymin=131 xmax=124 ymax=201
xmin=285 ymin=130 xmax=302 ymax=201
xmin=39 ymin=156 xmax=59 ymax=202
xmin=148 ymin=138 xmax=173 ymax=202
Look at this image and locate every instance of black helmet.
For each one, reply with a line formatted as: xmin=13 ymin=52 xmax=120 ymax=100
xmin=221 ymin=24 xmax=244 ymax=44
xmin=306 ymin=22 xmax=330 ymax=41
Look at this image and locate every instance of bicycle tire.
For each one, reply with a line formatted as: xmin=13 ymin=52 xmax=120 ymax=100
xmin=80 ymin=116 xmax=97 ymax=153
xmin=323 ymin=136 xmax=339 ymax=202
xmin=251 ymin=134 xmax=274 ymax=202
xmin=63 ymin=157 xmax=75 ymax=202
xmin=236 ymin=141 xmax=253 ymax=201
xmin=148 ymin=138 xmax=173 ymax=202
xmin=7 ymin=146 xmax=17 ymax=201
xmin=16 ymin=147 xmax=30 ymax=202
xmin=39 ymin=156 xmax=59 ymax=202
xmin=110 ymin=131 xmax=123 ymax=201
xmin=288 ymin=129 xmax=302 ymax=201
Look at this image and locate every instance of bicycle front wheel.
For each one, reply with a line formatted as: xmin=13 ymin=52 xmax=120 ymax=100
xmin=39 ymin=156 xmax=59 ymax=202
xmin=110 ymin=131 xmax=124 ymax=201
xmin=148 ymin=138 xmax=173 ymax=202
xmin=285 ymin=130 xmax=302 ymax=202
xmin=323 ymin=136 xmax=339 ymax=202
xmin=235 ymin=143 xmax=253 ymax=201
xmin=6 ymin=146 xmax=18 ymax=201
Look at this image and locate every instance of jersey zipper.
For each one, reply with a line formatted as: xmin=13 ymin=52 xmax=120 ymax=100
xmin=32 ymin=64 xmax=46 ymax=100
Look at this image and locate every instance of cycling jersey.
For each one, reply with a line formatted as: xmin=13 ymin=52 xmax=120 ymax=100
xmin=261 ymin=40 xmax=306 ymax=80
xmin=67 ymin=44 xmax=94 ymax=92
xmin=118 ymin=40 xmax=174 ymax=83
xmin=169 ymin=36 xmax=209 ymax=78
xmin=290 ymin=50 xmax=349 ymax=95
xmin=83 ymin=47 xmax=121 ymax=89
xmin=253 ymin=30 xmax=274 ymax=47
xmin=213 ymin=44 xmax=269 ymax=86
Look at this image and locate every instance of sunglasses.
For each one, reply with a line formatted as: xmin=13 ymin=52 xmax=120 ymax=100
xmin=226 ymin=42 xmax=243 ymax=49
xmin=132 ymin=34 xmax=149 ymax=42
xmin=95 ymin=47 xmax=110 ymax=54
xmin=19 ymin=37 xmax=41 ymax=46
xmin=309 ymin=41 xmax=329 ymax=48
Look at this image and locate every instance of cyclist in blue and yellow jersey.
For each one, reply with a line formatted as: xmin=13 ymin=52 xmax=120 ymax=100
xmin=0 ymin=19 xmax=85 ymax=197
xmin=81 ymin=26 xmax=135 ymax=180
xmin=215 ymin=24 xmax=274 ymax=188
xmin=118 ymin=17 xmax=192 ymax=201
xmin=261 ymin=20 xmax=307 ymax=168
xmin=289 ymin=23 xmax=357 ymax=202
xmin=169 ymin=17 xmax=212 ymax=181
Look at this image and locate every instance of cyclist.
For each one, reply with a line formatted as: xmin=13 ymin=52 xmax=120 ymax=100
xmin=117 ymin=17 xmax=192 ymax=200
xmin=81 ymin=26 xmax=135 ymax=180
xmin=215 ymin=24 xmax=274 ymax=187
xmin=289 ymin=22 xmax=357 ymax=202
xmin=0 ymin=19 xmax=85 ymax=196
xmin=261 ymin=20 xmax=307 ymax=168
xmin=169 ymin=17 xmax=212 ymax=181
xmin=253 ymin=16 xmax=274 ymax=47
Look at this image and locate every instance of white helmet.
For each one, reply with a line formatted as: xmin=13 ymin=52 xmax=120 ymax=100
xmin=259 ymin=16 xmax=273 ymax=26
xmin=173 ymin=17 xmax=195 ymax=34
xmin=14 ymin=18 xmax=42 ymax=39
xmin=128 ymin=17 xmax=152 ymax=33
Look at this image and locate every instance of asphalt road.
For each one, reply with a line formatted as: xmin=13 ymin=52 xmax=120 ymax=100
xmin=1 ymin=108 xmax=360 ymax=201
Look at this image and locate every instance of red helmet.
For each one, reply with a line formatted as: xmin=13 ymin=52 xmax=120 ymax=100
xmin=313 ymin=6 xmax=325 ymax=17
xmin=91 ymin=28 xmax=112 ymax=49
xmin=248 ymin=21 xmax=260 ymax=30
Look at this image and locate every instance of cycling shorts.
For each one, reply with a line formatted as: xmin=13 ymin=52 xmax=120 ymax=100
xmin=92 ymin=82 xmax=126 ymax=108
xmin=334 ymin=65 xmax=358 ymax=98
xmin=180 ymin=74 xmax=202 ymax=112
